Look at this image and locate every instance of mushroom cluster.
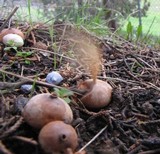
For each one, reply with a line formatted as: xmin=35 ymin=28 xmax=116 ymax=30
xmin=22 ymin=93 xmax=79 ymax=154
xmin=0 ymin=28 xmax=25 ymax=47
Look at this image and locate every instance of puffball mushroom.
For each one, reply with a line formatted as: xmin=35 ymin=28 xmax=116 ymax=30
xmin=3 ymin=34 xmax=24 ymax=47
xmin=39 ymin=121 xmax=78 ymax=154
xmin=0 ymin=28 xmax=25 ymax=47
xmin=22 ymin=93 xmax=73 ymax=129
xmin=77 ymin=79 xmax=112 ymax=109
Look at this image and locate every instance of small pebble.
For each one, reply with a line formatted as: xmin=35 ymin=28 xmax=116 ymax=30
xmin=14 ymin=95 xmax=29 ymax=113
xmin=21 ymin=84 xmax=33 ymax=94
xmin=110 ymin=54 xmax=115 ymax=60
xmin=142 ymin=102 xmax=153 ymax=115
xmin=156 ymin=99 xmax=160 ymax=104
xmin=46 ymin=71 xmax=63 ymax=85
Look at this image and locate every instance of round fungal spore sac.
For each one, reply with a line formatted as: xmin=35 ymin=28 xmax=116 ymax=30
xmin=46 ymin=71 xmax=63 ymax=85
xmin=20 ymin=84 xmax=33 ymax=94
xmin=22 ymin=93 xmax=73 ymax=129
xmin=38 ymin=121 xmax=78 ymax=154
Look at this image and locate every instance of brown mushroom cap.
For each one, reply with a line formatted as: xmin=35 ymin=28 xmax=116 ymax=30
xmin=39 ymin=121 xmax=78 ymax=154
xmin=22 ymin=93 xmax=73 ymax=129
xmin=0 ymin=28 xmax=25 ymax=42
xmin=78 ymin=79 xmax=112 ymax=109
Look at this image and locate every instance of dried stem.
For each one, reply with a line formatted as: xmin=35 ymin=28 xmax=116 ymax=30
xmin=78 ymin=125 xmax=107 ymax=152
xmin=0 ymin=6 xmax=19 ymax=32
xmin=0 ymin=68 xmax=82 ymax=95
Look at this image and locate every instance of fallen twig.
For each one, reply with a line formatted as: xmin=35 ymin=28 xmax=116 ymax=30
xmin=0 ymin=69 xmax=82 ymax=95
xmin=78 ymin=125 xmax=107 ymax=152
xmin=0 ymin=6 xmax=19 ymax=32
xmin=0 ymin=116 xmax=24 ymax=139
xmin=11 ymin=136 xmax=38 ymax=145
xmin=139 ymin=148 xmax=160 ymax=154
xmin=0 ymin=141 xmax=13 ymax=154
xmin=0 ymin=81 xmax=29 ymax=90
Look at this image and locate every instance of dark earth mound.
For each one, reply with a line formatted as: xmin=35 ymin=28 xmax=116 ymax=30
xmin=0 ymin=20 xmax=160 ymax=154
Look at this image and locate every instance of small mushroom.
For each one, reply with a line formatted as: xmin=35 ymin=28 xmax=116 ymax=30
xmin=22 ymin=93 xmax=73 ymax=129
xmin=39 ymin=121 xmax=78 ymax=154
xmin=0 ymin=28 xmax=25 ymax=47
xmin=77 ymin=79 xmax=112 ymax=110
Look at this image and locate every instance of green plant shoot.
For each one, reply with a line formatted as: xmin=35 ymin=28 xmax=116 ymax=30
xmin=54 ymin=88 xmax=73 ymax=103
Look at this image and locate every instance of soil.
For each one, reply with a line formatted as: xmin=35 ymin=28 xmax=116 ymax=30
xmin=0 ymin=20 xmax=160 ymax=154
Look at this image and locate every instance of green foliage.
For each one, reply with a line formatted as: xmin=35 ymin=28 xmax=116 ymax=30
xmin=16 ymin=51 xmax=33 ymax=64
xmin=4 ymin=46 xmax=18 ymax=52
xmin=29 ymin=77 xmax=37 ymax=97
xmin=4 ymin=0 xmax=158 ymax=47
xmin=5 ymin=40 xmax=17 ymax=47
xmin=49 ymin=24 xmax=54 ymax=44
xmin=136 ymin=24 xmax=143 ymax=41
xmin=16 ymin=51 xmax=33 ymax=58
xmin=4 ymin=45 xmax=33 ymax=64
xmin=4 ymin=45 xmax=33 ymax=65
xmin=54 ymin=88 xmax=73 ymax=103
xmin=38 ymin=1 xmax=107 ymax=36
xmin=48 ymin=24 xmax=58 ymax=69
xmin=0 ymin=72 xmax=6 ymax=82
xmin=142 ymin=17 xmax=156 ymax=43
xmin=27 ymin=0 xmax=33 ymax=25
xmin=104 ymin=0 xmax=150 ymax=18
xmin=126 ymin=21 xmax=133 ymax=40
xmin=122 ymin=18 xmax=160 ymax=47
xmin=80 ymin=8 xmax=109 ymax=36
xmin=126 ymin=21 xmax=143 ymax=42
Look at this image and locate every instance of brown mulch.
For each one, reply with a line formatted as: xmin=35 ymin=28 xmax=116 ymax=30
xmin=0 ymin=20 xmax=160 ymax=154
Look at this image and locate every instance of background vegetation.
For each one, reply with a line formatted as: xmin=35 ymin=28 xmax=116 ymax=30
xmin=0 ymin=0 xmax=160 ymax=46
